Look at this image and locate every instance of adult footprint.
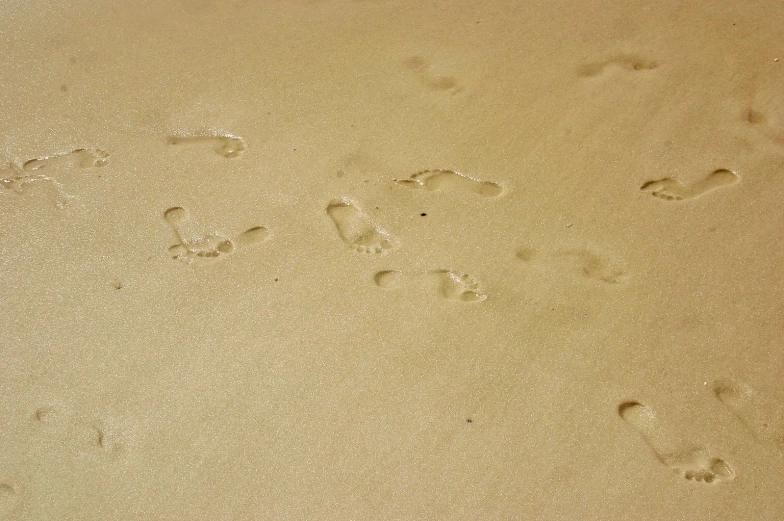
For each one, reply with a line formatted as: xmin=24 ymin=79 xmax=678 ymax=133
xmin=395 ymin=169 xmax=503 ymax=197
xmin=640 ymin=169 xmax=739 ymax=201
xmin=167 ymin=135 xmax=245 ymax=158
xmin=578 ymin=55 xmax=659 ymax=77
xmin=326 ymin=198 xmax=396 ymax=254
xmin=375 ymin=269 xmax=487 ymax=303
xmin=22 ymin=148 xmax=110 ymax=171
xmin=164 ymin=206 xmax=269 ymax=265
xmin=713 ymin=379 xmax=784 ymax=452
xmin=618 ymin=401 xmax=734 ymax=484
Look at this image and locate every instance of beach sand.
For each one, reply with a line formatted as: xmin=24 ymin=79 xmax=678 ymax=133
xmin=1 ymin=0 xmax=783 ymax=519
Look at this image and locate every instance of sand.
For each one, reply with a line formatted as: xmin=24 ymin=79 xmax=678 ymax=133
xmin=1 ymin=0 xmax=783 ymax=519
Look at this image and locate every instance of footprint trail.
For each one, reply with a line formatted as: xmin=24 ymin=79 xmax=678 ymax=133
xmin=641 ymin=169 xmax=739 ymax=201
xmin=375 ymin=269 xmax=487 ymax=303
xmin=327 ymin=198 xmax=396 ymax=254
xmin=618 ymin=401 xmax=734 ymax=484
xmin=167 ymin=134 xmax=246 ymax=158
xmin=395 ymin=169 xmax=503 ymax=197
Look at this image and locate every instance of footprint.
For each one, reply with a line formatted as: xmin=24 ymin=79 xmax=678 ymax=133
xmin=746 ymin=89 xmax=784 ymax=145
xmin=402 ymin=55 xmax=464 ymax=95
xmin=713 ymin=379 xmax=784 ymax=452
xmin=618 ymin=401 xmax=735 ymax=484
xmin=326 ymin=198 xmax=396 ymax=254
xmin=578 ymin=55 xmax=659 ymax=78
xmin=1 ymin=160 xmax=72 ymax=208
xmin=0 ymin=483 xmax=18 ymax=517
xmin=395 ymin=170 xmax=503 ymax=197
xmin=167 ymin=134 xmax=245 ymax=158
xmin=640 ymin=169 xmax=739 ymax=201
xmin=22 ymin=148 xmax=110 ymax=171
xmin=164 ymin=206 xmax=269 ymax=265
xmin=374 ymin=269 xmax=487 ymax=303
xmin=516 ymin=247 xmax=627 ymax=284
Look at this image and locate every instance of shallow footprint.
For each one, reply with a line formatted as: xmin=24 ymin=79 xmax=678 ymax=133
xmin=517 ymin=247 xmax=627 ymax=284
xmin=640 ymin=169 xmax=739 ymax=201
xmin=1 ymin=160 xmax=72 ymax=208
xmin=618 ymin=401 xmax=734 ymax=484
xmin=713 ymin=379 xmax=784 ymax=452
xmin=395 ymin=169 xmax=503 ymax=197
xmin=578 ymin=55 xmax=659 ymax=77
xmin=22 ymin=148 xmax=110 ymax=171
xmin=167 ymin=134 xmax=245 ymax=158
xmin=327 ymin=198 xmax=396 ymax=254
xmin=375 ymin=269 xmax=487 ymax=303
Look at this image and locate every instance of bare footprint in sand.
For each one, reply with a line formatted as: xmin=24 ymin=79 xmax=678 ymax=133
xmin=402 ymin=55 xmax=464 ymax=95
xmin=1 ymin=160 xmax=72 ymax=208
xmin=713 ymin=379 xmax=784 ymax=452
xmin=578 ymin=55 xmax=659 ymax=78
xmin=327 ymin=198 xmax=396 ymax=254
xmin=22 ymin=148 xmax=110 ymax=171
xmin=167 ymin=134 xmax=246 ymax=158
xmin=640 ymin=169 xmax=739 ymax=201
xmin=516 ymin=247 xmax=627 ymax=284
xmin=374 ymin=269 xmax=487 ymax=303
xmin=619 ymin=401 xmax=734 ymax=484
xmin=395 ymin=169 xmax=504 ymax=197
xmin=164 ymin=206 xmax=269 ymax=265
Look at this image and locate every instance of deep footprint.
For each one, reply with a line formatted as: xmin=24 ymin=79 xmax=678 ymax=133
xmin=374 ymin=269 xmax=487 ymax=303
xmin=327 ymin=198 xmax=396 ymax=254
xmin=167 ymin=135 xmax=246 ymax=158
xmin=22 ymin=148 xmax=110 ymax=171
xmin=395 ymin=169 xmax=503 ymax=197
xmin=640 ymin=169 xmax=739 ymax=201
xmin=618 ymin=401 xmax=734 ymax=484
xmin=164 ymin=206 xmax=269 ymax=265
xmin=578 ymin=55 xmax=659 ymax=77
xmin=713 ymin=379 xmax=784 ymax=452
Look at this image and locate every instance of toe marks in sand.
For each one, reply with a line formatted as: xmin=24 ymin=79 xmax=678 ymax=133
xmin=618 ymin=401 xmax=734 ymax=484
xmin=168 ymin=134 xmax=246 ymax=158
xmin=641 ymin=169 xmax=739 ymax=202
xmin=164 ymin=206 xmax=270 ymax=265
xmin=375 ymin=269 xmax=487 ymax=303
xmin=395 ymin=169 xmax=504 ymax=198
xmin=327 ymin=198 xmax=397 ymax=254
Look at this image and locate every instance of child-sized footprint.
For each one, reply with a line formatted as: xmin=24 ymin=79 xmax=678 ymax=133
xmin=640 ymin=169 xmax=739 ymax=201
xmin=22 ymin=148 xmax=110 ymax=171
xmin=167 ymin=134 xmax=245 ymax=158
xmin=374 ymin=269 xmax=487 ymax=303
xmin=327 ymin=198 xmax=396 ymax=254
xmin=164 ymin=206 xmax=269 ymax=265
xmin=578 ymin=55 xmax=659 ymax=77
xmin=618 ymin=401 xmax=734 ymax=484
xmin=713 ymin=379 xmax=784 ymax=452
xmin=395 ymin=170 xmax=504 ymax=197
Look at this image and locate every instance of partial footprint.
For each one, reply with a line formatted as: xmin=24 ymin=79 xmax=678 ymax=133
xmin=1 ymin=160 xmax=72 ymax=208
xmin=167 ymin=134 xmax=245 ymax=158
xmin=578 ymin=55 xmax=659 ymax=78
xmin=0 ymin=483 xmax=18 ymax=517
xmin=164 ymin=206 xmax=269 ymax=265
xmin=746 ymin=89 xmax=784 ymax=145
xmin=640 ymin=169 xmax=739 ymax=201
xmin=375 ymin=269 xmax=486 ymax=303
xmin=22 ymin=148 xmax=110 ymax=171
xmin=619 ymin=401 xmax=734 ymax=484
xmin=327 ymin=198 xmax=396 ymax=254
xmin=402 ymin=55 xmax=464 ymax=95
xmin=516 ymin=247 xmax=627 ymax=284
xmin=395 ymin=169 xmax=503 ymax=197
xmin=713 ymin=379 xmax=784 ymax=452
